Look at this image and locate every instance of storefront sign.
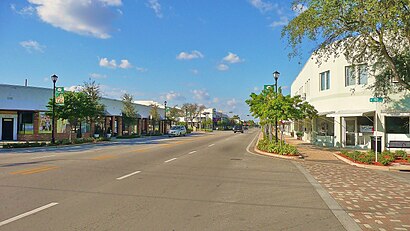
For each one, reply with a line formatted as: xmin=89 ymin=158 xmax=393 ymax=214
xmin=55 ymin=87 xmax=65 ymax=105
xmin=360 ymin=125 xmax=373 ymax=133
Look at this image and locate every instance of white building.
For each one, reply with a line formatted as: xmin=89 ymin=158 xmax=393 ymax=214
xmin=290 ymin=53 xmax=410 ymax=151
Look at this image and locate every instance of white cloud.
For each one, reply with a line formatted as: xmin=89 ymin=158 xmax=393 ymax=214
xmin=119 ymin=59 xmax=132 ymax=69
xmin=191 ymin=69 xmax=199 ymax=75
xmin=191 ymin=89 xmax=210 ymax=101
xmin=100 ymin=85 xmax=127 ymax=99
xmin=227 ymin=98 xmax=237 ymax=108
xmin=248 ymin=0 xmax=273 ymax=13
xmin=136 ymin=67 xmax=148 ymax=72
xmin=164 ymin=91 xmax=185 ymax=101
xmin=20 ymin=40 xmax=45 ymax=53
xmin=270 ymin=16 xmax=289 ymax=28
xmin=292 ymin=3 xmax=308 ymax=15
xmin=99 ymin=57 xmax=117 ymax=68
xmin=217 ymin=64 xmax=229 ymax=71
xmin=147 ymin=0 xmax=163 ymax=18
xmin=27 ymin=0 xmax=122 ymax=39
xmin=176 ymin=50 xmax=204 ymax=60
xmin=11 ymin=4 xmax=36 ymax=15
xmin=67 ymin=85 xmax=83 ymax=92
xmin=213 ymin=97 xmax=219 ymax=103
xmin=90 ymin=73 xmax=107 ymax=79
xmin=223 ymin=52 xmax=243 ymax=63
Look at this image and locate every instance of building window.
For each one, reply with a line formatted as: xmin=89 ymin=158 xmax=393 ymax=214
xmin=345 ymin=66 xmax=355 ymax=86
xmin=18 ymin=112 xmax=34 ymax=134
xmin=386 ymin=116 xmax=409 ymax=134
xmin=320 ymin=71 xmax=330 ymax=91
xmin=358 ymin=64 xmax=368 ymax=85
xmin=39 ymin=112 xmax=52 ymax=133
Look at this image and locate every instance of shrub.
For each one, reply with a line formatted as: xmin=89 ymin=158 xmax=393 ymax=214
xmin=257 ymin=138 xmax=299 ymax=156
xmin=394 ymin=150 xmax=407 ymax=159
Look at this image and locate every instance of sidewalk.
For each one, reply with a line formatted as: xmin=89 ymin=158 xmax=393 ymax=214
xmin=283 ymin=135 xmax=340 ymax=161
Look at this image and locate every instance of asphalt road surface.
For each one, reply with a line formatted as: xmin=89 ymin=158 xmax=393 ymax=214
xmin=0 ymin=129 xmax=347 ymax=230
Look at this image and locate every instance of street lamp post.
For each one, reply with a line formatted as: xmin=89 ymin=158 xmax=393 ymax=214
xmin=273 ymin=71 xmax=280 ymax=142
xmin=164 ymin=101 xmax=167 ymax=134
xmin=185 ymin=108 xmax=188 ymax=129
xmin=51 ymin=74 xmax=58 ymax=144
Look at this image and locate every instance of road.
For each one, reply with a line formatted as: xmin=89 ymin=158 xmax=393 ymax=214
xmin=0 ymin=129 xmax=346 ymax=230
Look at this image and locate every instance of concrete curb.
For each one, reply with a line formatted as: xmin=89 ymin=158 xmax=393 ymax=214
xmin=252 ymin=133 xmax=300 ymax=160
xmin=333 ymin=153 xmax=410 ymax=171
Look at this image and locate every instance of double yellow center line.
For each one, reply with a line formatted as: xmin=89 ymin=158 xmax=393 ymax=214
xmin=10 ymin=166 xmax=58 ymax=175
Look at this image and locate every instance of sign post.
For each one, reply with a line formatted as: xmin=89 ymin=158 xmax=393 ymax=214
xmin=370 ymin=97 xmax=383 ymax=163
xmin=263 ymin=84 xmax=274 ymax=90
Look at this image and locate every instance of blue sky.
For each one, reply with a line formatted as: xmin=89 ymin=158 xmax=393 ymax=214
xmin=0 ymin=0 xmax=313 ymax=118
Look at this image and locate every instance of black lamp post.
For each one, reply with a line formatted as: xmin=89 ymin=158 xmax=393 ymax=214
xmin=185 ymin=108 xmax=188 ymax=128
xmin=273 ymin=70 xmax=280 ymax=142
xmin=164 ymin=101 xmax=167 ymax=120
xmin=51 ymin=74 xmax=58 ymax=144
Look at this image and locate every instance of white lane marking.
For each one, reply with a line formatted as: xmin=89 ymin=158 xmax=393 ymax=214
xmin=116 ymin=171 xmax=141 ymax=180
xmin=0 ymin=202 xmax=59 ymax=227
xmin=246 ymin=131 xmax=261 ymax=155
xmin=31 ymin=155 xmax=56 ymax=159
xmin=188 ymin=151 xmax=197 ymax=154
xmin=164 ymin=158 xmax=177 ymax=163
xmin=208 ymin=144 xmax=215 ymax=147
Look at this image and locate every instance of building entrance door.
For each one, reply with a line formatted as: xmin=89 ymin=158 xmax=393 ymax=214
xmin=2 ymin=118 xmax=14 ymax=140
xmin=345 ymin=118 xmax=356 ymax=146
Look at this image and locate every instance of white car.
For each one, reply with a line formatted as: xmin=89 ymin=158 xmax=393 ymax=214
xmin=168 ymin=126 xmax=187 ymax=137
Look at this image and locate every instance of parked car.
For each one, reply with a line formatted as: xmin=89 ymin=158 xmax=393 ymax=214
xmin=168 ymin=126 xmax=187 ymax=137
xmin=233 ymin=125 xmax=244 ymax=133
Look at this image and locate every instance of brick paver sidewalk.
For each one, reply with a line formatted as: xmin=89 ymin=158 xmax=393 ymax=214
xmin=284 ymin=135 xmax=410 ymax=230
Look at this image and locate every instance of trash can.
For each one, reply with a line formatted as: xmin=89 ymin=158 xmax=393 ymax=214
xmin=370 ymin=136 xmax=382 ymax=151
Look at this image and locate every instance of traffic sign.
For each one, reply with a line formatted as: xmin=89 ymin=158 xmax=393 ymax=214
xmin=369 ymin=97 xmax=383 ymax=103
xmin=264 ymin=84 xmax=274 ymax=90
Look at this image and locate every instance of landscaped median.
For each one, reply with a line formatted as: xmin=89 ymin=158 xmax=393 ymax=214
xmin=334 ymin=149 xmax=410 ymax=171
xmin=253 ymin=133 xmax=302 ymax=160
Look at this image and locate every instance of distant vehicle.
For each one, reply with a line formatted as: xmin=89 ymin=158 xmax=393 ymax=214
xmin=233 ymin=125 xmax=244 ymax=133
xmin=168 ymin=126 xmax=187 ymax=137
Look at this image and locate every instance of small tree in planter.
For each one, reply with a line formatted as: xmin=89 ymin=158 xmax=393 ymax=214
xmin=296 ymin=131 xmax=303 ymax=140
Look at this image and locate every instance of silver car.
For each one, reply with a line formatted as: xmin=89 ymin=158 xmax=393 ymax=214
xmin=168 ymin=126 xmax=187 ymax=137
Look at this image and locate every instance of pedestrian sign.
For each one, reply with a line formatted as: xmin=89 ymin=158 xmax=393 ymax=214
xmin=55 ymin=87 xmax=65 ymax=106
xmin=369 ymin=97 xmax=383 ymax=103
xmin=264 ymin=84 xmax=274 ymax=90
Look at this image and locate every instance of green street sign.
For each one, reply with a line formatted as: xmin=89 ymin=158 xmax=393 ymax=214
xmin=55 ymin=87 xmax=65 ymax=105
xmin=166 ymin=107 xmax=170 ymax=112
xmin=264 ymin=84 xmax=274 ymax=90
xmin=369 ymin=97 xmax=383 ymax=103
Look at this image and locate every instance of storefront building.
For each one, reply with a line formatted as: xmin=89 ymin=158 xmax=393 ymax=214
xmin=0 ymin=84 xmax=165 ymax=141
xmin=290 ymin=54 xmax=410 ymax=151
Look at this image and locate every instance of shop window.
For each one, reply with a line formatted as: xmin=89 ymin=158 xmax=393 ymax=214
xmin=358 ymin=116 xmax=373 ymax=133
xmin=18 ymin=112 xmax=34 ymax=134
xmin=358 ymin=64 xmax=368 ymax=85
xmin=385 ymin=117 xmax=409 ymax=134
xmin=39 ymin=112 xmax=52 ymax=133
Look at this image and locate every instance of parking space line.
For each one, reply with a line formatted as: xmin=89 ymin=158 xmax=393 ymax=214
xmin=188 ymin=151 xmax=197 ymax=154
xmin=0 ymin=202 xmax=59 ymax=227
xmin=208 ymin=144 xmax=215 ymax=147
xmin=116 ymin=171 xmax=141 ymax=180
xmin=164 ymin=158 xmax=177 ymax=163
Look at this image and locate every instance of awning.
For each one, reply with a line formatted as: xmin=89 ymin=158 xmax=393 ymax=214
xmin=326 ymin=110 xmax=374 ymax=117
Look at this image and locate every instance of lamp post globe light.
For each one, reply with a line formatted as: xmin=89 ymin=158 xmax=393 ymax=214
xmin=273 ymin=71 xmax=280 ymax=142
xmin=51 ymin=74 xmax=58 ymax=144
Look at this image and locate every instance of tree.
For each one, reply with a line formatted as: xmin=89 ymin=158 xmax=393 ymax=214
xmin=282 ymin=0 xmax=410 ymax=97
xmin=121 ymin=93 xmax=138 ymax=135
xmin=181 ymin=103 xmax=206 ymax=128
xmin=168 ymin=106 xmax=183 ymax=123
xmin=149 ymin=104 xmax=160 ymax=133
xmin=246 ymin=87 xmax=318 ymax=140
xmin=81 ymin=80 xmax=105 ymax=134
xmin=47 ymin=91 xmax=90 ymax=141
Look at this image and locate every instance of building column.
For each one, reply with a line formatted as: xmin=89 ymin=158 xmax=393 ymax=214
xmin=334 ymin=116 xmax=342 ymax=147
xmin=118 ymin=117 xmax=123 ymax=136
xmin=33 ymin=112 xmax=39 ymax=136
